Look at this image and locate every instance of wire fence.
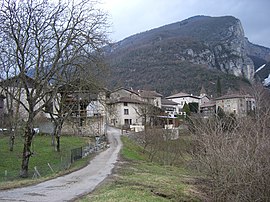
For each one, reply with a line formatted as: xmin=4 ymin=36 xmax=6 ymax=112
xmin=1 ymin=135 xmax=108 ymax=181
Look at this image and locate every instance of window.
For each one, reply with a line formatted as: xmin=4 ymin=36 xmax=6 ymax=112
xmin=124 ymin=109 xmax=129 ymax=115
xmin=124 ymin=102 xmax=128 ymax=106
xmin=80 ymin=118 xmax=85 ymax=126
xmin=124 ymin=119 xmax=132 ymax=125
xmin=45 ymin=102 xmax=53 ymax=113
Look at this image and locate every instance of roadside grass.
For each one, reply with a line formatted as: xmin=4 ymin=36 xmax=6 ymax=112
xmin=0 ymin=133 xmax=92 ymax=189
xmin=79 ymin=135 xmax=200 ymax=202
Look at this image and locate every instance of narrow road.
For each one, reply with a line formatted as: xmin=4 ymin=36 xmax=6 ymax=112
xmin=0 ymin=127 xmax=122 ymax=202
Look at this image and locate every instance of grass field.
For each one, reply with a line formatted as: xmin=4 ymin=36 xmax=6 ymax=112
xmin=0 ymin=133 xmax=92 ymax=188
xmin=79 ymin=136 xmax=200 ymax=202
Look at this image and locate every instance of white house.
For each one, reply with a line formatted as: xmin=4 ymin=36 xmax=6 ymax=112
xmin=107 ymin=88 xmax=164 ymax=128
xmin=161 ymin=98 xmax=179 ymax=117
xmin=166 ymin=92 xmax=200 ymax=112
xmin=107 ymin=96 xmax=144 ymax=128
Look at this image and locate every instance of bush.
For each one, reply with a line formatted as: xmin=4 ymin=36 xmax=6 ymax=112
xmin=191 ymin=114 xmax=270 ymax=201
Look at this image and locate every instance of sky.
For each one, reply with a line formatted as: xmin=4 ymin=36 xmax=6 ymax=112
xmin=99 ymin=0 xmax=270 ymax=48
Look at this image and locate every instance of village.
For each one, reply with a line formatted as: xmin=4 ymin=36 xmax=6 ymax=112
xmin=0 ymin=75 xmax=256 ymax=136
xmin=0 ymin=0 xmax=269 ymax=200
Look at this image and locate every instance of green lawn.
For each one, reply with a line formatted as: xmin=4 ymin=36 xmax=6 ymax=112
xmin=79 ymin=136 xmax=200 ymax=202
xmin=0 ymin=133 xmax=91 ymax=187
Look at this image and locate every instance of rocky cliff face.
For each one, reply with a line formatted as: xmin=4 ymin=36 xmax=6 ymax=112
xmin=150 ymin=16 xmax=256 ymax=80
xmin=211 ymin=19 xmax=254 ymax=80
xmin=105 ymin=16 xmax=270 ymax=95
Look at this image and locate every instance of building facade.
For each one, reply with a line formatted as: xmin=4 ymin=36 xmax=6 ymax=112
xmin=215 ymin=94 xmax=256 ymax=117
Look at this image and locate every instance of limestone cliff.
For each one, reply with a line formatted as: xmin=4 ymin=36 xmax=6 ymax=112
xmin=105 ymin=15 xmax=270 ymax=95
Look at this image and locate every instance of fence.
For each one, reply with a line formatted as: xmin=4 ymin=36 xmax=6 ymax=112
xmin=70 ymin=135 xmax=108 ymax=163
xmin=0 ymin=135 xmax=108 ymax=181
xmin=71 ymin=147 xmax=83 ymax=163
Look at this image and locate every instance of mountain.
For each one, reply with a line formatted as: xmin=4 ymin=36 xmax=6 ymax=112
xmin=104 ymin=15 xmax=270 ymax=96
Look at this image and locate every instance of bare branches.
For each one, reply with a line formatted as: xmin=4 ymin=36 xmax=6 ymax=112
xmin=0 ymin=0 xmax=109 ymax=177
xmin=191 ymin=87 xmax=270 ymax=201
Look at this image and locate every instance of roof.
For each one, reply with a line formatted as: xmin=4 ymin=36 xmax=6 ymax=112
xmin=200 ymin=86 xmax=207 ymax=95
xmin=166 ymin=92 xmax=199 ymax=99
xmin=161 ymin=99 xmax=178 ymax=106
xmin=215 ymin=94 xmax=254 ymax=100
xmin=111 ymin=87 xmax=140 ymax=96
xmin=138 ymin=90 xmax=163 ymax=98
xmin=107 ymin=97 xmax=145 ymax=105
xmin=200 ymin=100 xmax=216 ymax=108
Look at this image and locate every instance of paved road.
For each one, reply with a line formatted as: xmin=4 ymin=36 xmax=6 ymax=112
xmin=0 ymin=127 xmax=122 ymax=202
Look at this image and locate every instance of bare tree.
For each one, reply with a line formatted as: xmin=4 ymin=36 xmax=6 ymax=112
xmin=0 ymin=36 xmax=24 ymax=151
xmin=190 ymin=85 xmax=270 ymax=201
xmin=0 ymin=0 xmax=108 ymax=177
xmin=49 ymin=71 xmax=105 ymax=152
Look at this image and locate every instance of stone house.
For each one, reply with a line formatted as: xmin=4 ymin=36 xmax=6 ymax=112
xmin=200 ymin=100 xmax=216 ymax=118
xmin=215 ymin=93 xmax=255 ymax=117
xmin=198 ymin=86 xmax=211 ymax=108
xmin=109 ymin=87 xmax=141 ymax=101
xmin=138 ymin=90 xmax=162 ymax=108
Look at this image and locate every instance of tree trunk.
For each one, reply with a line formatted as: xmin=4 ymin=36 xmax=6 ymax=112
xmin=51 ymin=133 xmax=55 ymax=146
xmin=20 ymin=121 xmax=34 ymax=178
xmin=9 ymin=133 xmax=15 ymax=151
xmin=56 ymin=135 xmax=60 ymax=152
xmin=54 ymin=123 xmax=63 ymax=152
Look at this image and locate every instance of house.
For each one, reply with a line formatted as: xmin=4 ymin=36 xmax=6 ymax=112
xmin=107 ymin=88 xmax=164 ymax=128
xmin=107 ymin=96 xmax=144 ymax=128
xmin=161 ymin=98 xmax=179 ymax=117
xmin=200 ymin=100 xmax=216 ymax=118
xmin=58 ymin=84 xmax=108 ymax=136
xmin=215 ymin=93 xmax=255 ymax=117
xmin=138 ymin=90 xmax=162 ymax=108
xmin=198 ymin=86 xmax=210 ymax=107
xmin=166 ymin=92 xmax=200 ymax=112
xmin=110 ymin=87 xmax=141 ymax=101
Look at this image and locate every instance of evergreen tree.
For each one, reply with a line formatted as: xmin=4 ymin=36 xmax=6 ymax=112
xmin=217 ymin=77 xmax=222 ymax=97
xmin=183 ymin=102 xmax=191 ymax=116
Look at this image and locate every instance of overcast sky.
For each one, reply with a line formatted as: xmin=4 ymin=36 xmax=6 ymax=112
xmin=100 ymin=0 xmax=270 ymax=48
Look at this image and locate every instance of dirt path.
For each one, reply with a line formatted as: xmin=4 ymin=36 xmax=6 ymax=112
xmin=0 ymin=127 xmax=122 ymax=202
